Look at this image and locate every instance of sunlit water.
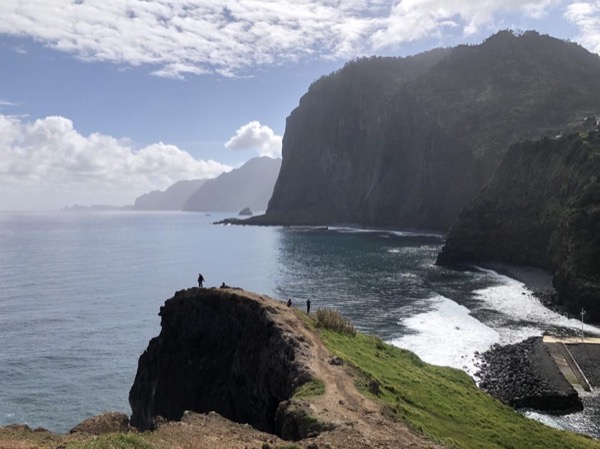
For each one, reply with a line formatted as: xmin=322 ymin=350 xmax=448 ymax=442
xmin=1 ymin=211 xmax=599 ymax=436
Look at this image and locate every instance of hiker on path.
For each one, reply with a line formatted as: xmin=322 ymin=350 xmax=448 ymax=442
xmin=198 ymin=273 xmax=205 ymax=288
xmin=306 ymin=299 xmax=311 ymax=314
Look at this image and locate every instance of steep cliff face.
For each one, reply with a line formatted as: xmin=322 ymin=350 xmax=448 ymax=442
xmin=265 ymin=31 xmax=600 ymax=230
xmin=129 ymin=288 xmax=313 ymax=433
xmin=437 ymin=130 xmax=600 ymax=320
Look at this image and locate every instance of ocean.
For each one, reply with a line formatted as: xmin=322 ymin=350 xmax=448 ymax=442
xmin=1 ymin=211 xmax=599 ymax=436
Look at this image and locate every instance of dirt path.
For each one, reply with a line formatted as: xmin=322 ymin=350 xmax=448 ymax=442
xmin=268 ymin=294 xmax=442 ymax=449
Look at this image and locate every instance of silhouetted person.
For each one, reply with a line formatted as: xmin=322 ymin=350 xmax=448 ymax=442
xmin=220 ymin=282 xmax=229 ymax=288
xmin=198 ymin=273 xmax=204 ymax=288
xmin=306 ymin=299 xmax=311 ymax=314
xmin=287 ymin=298 xmax=292 ymax=307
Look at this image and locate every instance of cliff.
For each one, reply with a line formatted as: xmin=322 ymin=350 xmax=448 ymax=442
xmin=3 ymin=288 xmax=600 ymax=448
xmin=183 ymin=157 xmax=281 ymax=213
xmin=437 ymin=130 xmax=600 ymax=320
xmin=127 ymin=287 xmax=443 ymax=448
xmin=128 ymin=287 xmax=313 ymax=434
xmin=263 ymin=30 xmax=600 ymax=230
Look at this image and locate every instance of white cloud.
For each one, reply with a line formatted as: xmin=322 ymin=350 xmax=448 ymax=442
xmin=0 ymin=0 xmax=567 ymax=78
xmin=0 ymin=115 xmax=231 ymax=210
xmin=0 ymin=99 xmax=17 ymax=107
xmin=565 ymin=1 xmax=600 ymax=54
xmin=225 ymin=121 xmax=282 ymax=158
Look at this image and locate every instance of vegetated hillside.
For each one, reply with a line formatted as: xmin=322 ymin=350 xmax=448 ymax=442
xmin=437 ymin=129 xmax=600 ymax=321
xmin=183 ymin=157 xmax=281 ymax=213
xmin=132 ymin=179 xmax=206 ymax=211
xmin=265 ymin=30 xmax=600 ymax=230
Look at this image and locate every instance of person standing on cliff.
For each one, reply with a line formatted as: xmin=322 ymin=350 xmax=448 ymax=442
xmin=198 ymin=273 xmax=205 ymax=288
xmin=306 ymin=299 xmax=311 ymax=314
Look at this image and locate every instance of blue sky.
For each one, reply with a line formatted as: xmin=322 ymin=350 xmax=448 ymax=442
xmin=1 ymin=0 xmax=599 ymax=210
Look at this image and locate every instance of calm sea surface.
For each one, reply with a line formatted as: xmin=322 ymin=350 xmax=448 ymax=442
xmin=1 ymin=211 xmax=599 ymax=436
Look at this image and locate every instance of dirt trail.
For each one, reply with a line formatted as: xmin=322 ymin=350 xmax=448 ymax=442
xmin=263 ymin=292 xmax=442 ymax=449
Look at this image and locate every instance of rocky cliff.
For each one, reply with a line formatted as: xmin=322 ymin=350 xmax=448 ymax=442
xmin=128 ymin=287 xmax=314 ymax=434
xmin=437 ymin=130 xmax=600 ymax=321
xmin=264 ymin=30 xmax=600 ymax=230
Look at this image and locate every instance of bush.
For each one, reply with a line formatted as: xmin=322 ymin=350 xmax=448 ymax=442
xmin=315 ymin=308 xmax=356 ymax=336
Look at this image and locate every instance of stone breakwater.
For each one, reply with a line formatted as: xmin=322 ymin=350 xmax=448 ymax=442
xmin=476 ymin=337 xmax=583 ymax=413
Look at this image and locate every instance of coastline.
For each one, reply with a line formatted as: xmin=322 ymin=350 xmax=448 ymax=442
xmin=475 ymin=262 xmax=576 ymax=319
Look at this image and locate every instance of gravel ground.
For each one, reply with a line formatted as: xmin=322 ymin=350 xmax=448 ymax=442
xmin=567 ymin=344 xmax=600 ymax=389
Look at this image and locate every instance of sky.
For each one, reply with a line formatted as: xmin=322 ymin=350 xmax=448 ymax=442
xmin=1 ymin=0 xmax=599 ymax=210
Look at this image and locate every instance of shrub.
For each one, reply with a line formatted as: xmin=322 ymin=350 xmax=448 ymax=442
xmin=315 ymin=308 xmax=356 ymax=336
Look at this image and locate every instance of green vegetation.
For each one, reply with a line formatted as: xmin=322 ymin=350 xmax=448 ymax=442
xmin=65 ymin=434 xmax=154 ymax=449
xmin=439 ymin=131 xmax=600 ymax=320
xmin=293 ymin=378 xmax=325 ymax=399
xmin=320 ymin=328 xmax=600 ymax=449
xmin=315 ymin=308 xmax=356 ymax=336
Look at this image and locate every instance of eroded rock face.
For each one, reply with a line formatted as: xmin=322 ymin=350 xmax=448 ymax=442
xmin=129 ymin=288 xmax=313 ymax=434
xmin=437 ymin=131 xmax=600 ymax=321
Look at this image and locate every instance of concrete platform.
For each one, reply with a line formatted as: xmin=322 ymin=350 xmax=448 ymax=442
xmin=543 ymin=336 xmax=600 ymax=392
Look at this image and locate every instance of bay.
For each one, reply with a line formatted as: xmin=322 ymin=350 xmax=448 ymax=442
xmin=0 ymin=211 xmax=598 ymax=436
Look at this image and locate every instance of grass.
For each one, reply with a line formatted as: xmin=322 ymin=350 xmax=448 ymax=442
xmin=293 ymin=378 xmax=326 ymax=399
xmin=320 ymin=328 xmax=600 ymax=449
xmin=315 ymin=308 xmax=356 ymax=335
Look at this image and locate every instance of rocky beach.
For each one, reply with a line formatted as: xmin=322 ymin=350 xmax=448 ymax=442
xmin=476 ymin=337 xmax=583 ymax=413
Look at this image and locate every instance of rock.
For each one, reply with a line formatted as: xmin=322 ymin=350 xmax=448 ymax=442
xmin=259 ymin=31 xmax=600 ymax=231
xmin=475 ymin=337 xmax=582 ymax=413
xmin=274 ymin=400 xmax=335 ymax=441
xmin=70 ymin=412 xmax=130 ymax=435
xmin=368 ymin=380 xmax=380 ymax=396
xmin=239 ymin=207 xmax=253 ymax=216
xmin=438 ymin=131 xmax=600 ymax=321
xmin=329 ymin=357 xmax=344 ymax=366
xmin=129 ymin=288 xmax=316 ymax=436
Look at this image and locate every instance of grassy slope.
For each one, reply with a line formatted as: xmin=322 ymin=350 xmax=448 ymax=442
xmin=320 ymin=328 xmax=600 ymax=449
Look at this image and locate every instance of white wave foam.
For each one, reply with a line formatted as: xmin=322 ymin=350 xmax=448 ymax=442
xmin=389 ymin=295 xmax=499 ymax=375
xmin=472 ymin=268 xmax=600 ymax=343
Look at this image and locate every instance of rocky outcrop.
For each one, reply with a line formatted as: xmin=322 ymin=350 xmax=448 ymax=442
xmin=262 ymin=31 xmax=600 ymax=230
xmin=476 ymin=338 xmax=582 ymax=413
xmin=128 ymin=288 xmax=314 ymax=435
xmin=239 ymin=207 xmax=253 ymax=216
xmin=69 ymin=412 xmax=131 ymax=435
xmin=437 ymin=130 xmax=600 ymax=321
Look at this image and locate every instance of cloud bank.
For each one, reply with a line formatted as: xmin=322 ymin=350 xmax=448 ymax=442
xmin=0 ymin=115 xmax=231 ymax=210
xmin=0 ymin=0 xmax=583 ymax=78
xmin=225 ymin=121 xmax=282 ymax=158
xmin=565 ymin=1 xmax=600 ymax=54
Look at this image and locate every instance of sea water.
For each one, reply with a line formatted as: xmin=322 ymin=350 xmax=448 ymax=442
xmin=0 ymin=211 xmax=599 ymax=436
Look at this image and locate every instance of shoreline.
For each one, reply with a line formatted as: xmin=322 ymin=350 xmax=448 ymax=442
xmin=475 ymin=262 xmax=578 ymax=320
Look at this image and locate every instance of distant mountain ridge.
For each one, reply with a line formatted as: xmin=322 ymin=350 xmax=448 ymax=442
xmin=263 ymin=30 xmax=600 ymax=230
xmin=183 ymin=157 xmax=281 ymax=213
xmin=133 ymin=179 xmax=207 ymax=211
